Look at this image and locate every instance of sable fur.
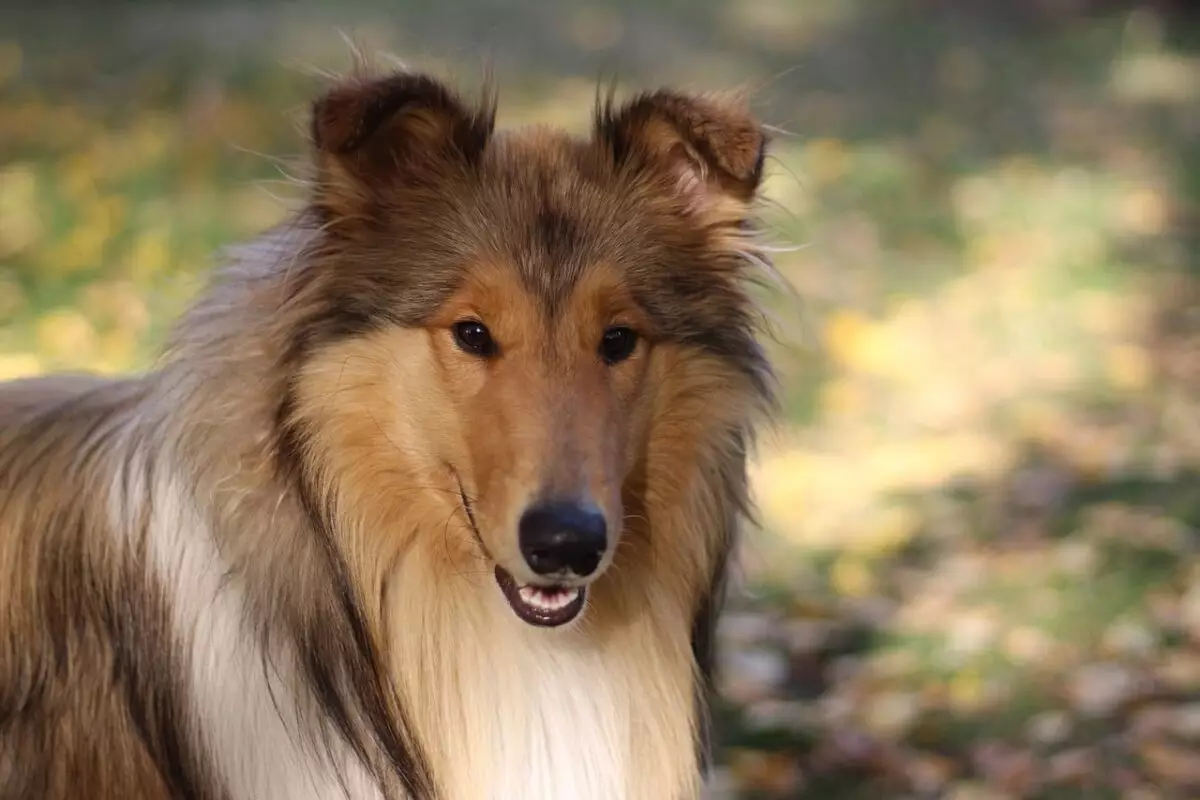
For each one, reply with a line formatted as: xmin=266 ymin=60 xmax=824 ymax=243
xmin=0 ymin=67 xmax=776 ymax=800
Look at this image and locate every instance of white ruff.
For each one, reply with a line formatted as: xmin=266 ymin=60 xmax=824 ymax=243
xmin=108 ymin=453 xmax=635 ymax=799
xmin=110 ymin=456 xmax=381 ymax=800
xmin=417 ymin=596 xmax=629 ymax=800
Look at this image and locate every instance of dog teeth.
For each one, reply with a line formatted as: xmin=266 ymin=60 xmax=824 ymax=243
xmin=517 ymin=585 xmax=580 ymax=611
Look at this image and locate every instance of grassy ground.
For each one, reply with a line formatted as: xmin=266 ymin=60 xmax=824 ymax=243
xmin=3 ymin=1 xmax=1200 ymax=797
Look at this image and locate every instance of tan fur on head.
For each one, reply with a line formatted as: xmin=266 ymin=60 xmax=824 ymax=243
xmin=0 ymin=65 xmax=776 ymax=800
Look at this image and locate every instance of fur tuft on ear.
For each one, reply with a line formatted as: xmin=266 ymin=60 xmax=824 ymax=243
xmin=310 ymin=71 xmax=496 ymax=220
xmin=593 ymin=89 xmax=768 ymax=209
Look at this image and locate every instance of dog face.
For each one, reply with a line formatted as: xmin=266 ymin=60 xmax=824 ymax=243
xmin=280 ymin=72 xmax=773 ymax=628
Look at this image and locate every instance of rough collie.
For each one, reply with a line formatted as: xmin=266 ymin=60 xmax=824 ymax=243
xmin=0 ymin=68 xmax=776 ymax=800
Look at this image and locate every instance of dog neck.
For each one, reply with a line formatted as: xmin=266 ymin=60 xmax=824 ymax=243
xmin=383 ymin=549 xmax=702 ymax=800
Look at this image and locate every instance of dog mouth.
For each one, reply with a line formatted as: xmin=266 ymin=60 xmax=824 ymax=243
xmin=493 ymin=566 xmax=586 ymax=628
xmin=448 ymin=464 xmax=587 ymax=628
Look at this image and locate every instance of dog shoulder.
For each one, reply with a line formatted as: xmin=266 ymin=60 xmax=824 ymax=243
xmin=0 ymin=376 xmax=215 ymax=800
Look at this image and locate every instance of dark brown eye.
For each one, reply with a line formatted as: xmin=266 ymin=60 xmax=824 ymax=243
xmin=452 ymin=320 xmax=496 ymax=357
xmin=599 ymin=326 xmax=638 ymax=365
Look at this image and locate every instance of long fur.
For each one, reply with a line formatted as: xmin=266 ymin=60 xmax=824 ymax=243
xmin=0 ymin=68 xmax=776 ymax=800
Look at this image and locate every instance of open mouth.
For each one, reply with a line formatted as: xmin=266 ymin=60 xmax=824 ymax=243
xmin=449 ymin=465 xmax=587 ymax=628
xmin=494 ymin=566 xmax=585 ymax=628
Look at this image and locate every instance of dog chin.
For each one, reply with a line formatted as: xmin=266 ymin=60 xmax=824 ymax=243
xmin=493 ymin=566 xmax=588 ymax=628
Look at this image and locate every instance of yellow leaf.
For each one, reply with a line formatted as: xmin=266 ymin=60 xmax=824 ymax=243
xmin=0 ymin=163 xmax=43 ymax=256
xmin=1118 ymin=186 xmax=1167 ymax=235
xmin=819 ymin=377 xmax=867 ymax=418
xmin=803 ymin=137 xmax=851 ymax=186
xmin=79 ymin=280 xmax=150 ymax=333
xmin=948 ymin=668 xmax=985 ymax=712
xmin=97 ymin=327 xmax=138 ymax=369
xmin=852 ymin=505 xmax=919 ymax=556
xmin=1076 ymin=290 xmax=1126 ymax=337
xmin=751 ymin=448 xmax=813 ymax=535
xmin=1004 ymin=626 xmax=1054 ymax=664
xmin=823 ymin=309 xmax=891 ymax=375
xmin=57 ymin=152 xmax=98 ymax=201
xmin=53 ymin=220 xmax=109 ymax=276
xmin=1012 ymin=400 xmax=1066 ymax=444
xmin=230 ymin=187 xmax=288 ymax=235
xmin=0 ymin=353 xmax=41 ymax=381
xmin=125 ymin=230 xmax=171 ymax=280
xmin=35 ymin=309 xmax=96 ymax=363
xmin=830 ymin=555 xmax=872 ymax=598
xmin=0 ymin=276 xmax=27 ymax=318
xmin=132 ymin=114 xmax=173 ymax=162
xmin=1106 ymin=344 xmax=1151 ymax=391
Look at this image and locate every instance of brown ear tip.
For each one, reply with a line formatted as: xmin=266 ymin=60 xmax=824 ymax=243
xmin=745 ymin=120 xmax=770 ymax=168
xmin=310 ymin=85 xmax=365 ymax=154
xmin=747 ymin=133 xmax=768 ymax=187
xmin=309 ymin=72 xmax=493 ymax=157
xmin=595 ymin=86 xmax=769 ymax=190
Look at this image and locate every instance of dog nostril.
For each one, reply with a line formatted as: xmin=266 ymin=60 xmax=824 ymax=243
xmin=570 ymin=549 xmax=600 ymax=577
xmin=525 ymin=548 xmax=558 ymax=574
xmin=518 ymin=501 xmax=607 ymax=577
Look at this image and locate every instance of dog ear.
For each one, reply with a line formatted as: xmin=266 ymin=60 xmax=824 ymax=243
xmin=593 ymin=89 xmax=768 ymax=212
xmin=309 ymin=71 xmax=495 ymax=220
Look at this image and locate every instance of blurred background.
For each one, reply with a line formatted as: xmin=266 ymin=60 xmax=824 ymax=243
xmin=2 ymin=0 xmax=1199 ymax=796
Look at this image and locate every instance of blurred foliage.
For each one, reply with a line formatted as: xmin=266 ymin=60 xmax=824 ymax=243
xmin=3 ymin=0 xmax=1200 ymax=797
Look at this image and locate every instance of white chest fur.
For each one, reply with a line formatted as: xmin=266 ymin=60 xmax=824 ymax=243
xmin=123 ymin=467 xmax=382 ymax=800
xmin=409 ymin=611 xmax=630 ymax=800
xmin=388 ymin=563 xmax=701 ymax=800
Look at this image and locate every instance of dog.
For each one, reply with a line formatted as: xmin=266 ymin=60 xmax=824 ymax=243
xmin=0 ymin=68 xmax=777 ymax=800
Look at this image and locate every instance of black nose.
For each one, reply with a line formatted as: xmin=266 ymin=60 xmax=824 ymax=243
xmin=518 ymin=501 xmax=608 ymax=577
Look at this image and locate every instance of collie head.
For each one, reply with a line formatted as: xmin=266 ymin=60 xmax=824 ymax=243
xmin=205 ymin=70 xmax=777 ymax=637
xmin=0 ymin=67 xmax=780 ymax=800
xmin=179 ymin=69 xmax=780 ymax=637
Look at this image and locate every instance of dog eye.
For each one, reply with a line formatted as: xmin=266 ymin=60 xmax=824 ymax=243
xmin=452 ymin=320 xmax=497 ymax=357
xmin=599 ymin=326 xmax=639 ymax=365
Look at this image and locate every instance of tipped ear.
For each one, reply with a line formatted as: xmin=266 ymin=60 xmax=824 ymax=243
xmin=593 ymin=89 xmax=768 ymax=211
xmin=310 ymin=71 xmax=495 ymax=220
